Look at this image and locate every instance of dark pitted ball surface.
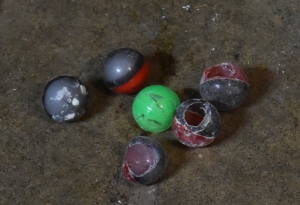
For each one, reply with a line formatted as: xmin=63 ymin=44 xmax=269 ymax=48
xmin=42 ymin=75 xmax=89 ymax=122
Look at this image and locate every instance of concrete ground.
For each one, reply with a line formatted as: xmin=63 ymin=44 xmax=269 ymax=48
xmin=0 ymin=0 xmax=299 ymax=204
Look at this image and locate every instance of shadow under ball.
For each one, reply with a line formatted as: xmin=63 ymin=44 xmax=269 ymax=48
xmin=200 ymin=63 xmax=249 ymax=111
xmin=102 ymin=48 xmax=149 ymax=94
xmin=42 ymin=75 xmax=89 ymax=122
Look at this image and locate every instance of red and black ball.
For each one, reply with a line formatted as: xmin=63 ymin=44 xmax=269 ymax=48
xmin=172 ymin=99 xmax=221 ymax=147
xmin=102 ymin=48 xmax=149 ymax=94
xmin=200 ymin=63 xmax=249 ymax=111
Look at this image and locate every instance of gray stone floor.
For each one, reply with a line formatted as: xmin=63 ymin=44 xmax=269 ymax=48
xmin=0 ymin=0 xmax=299 ymax=204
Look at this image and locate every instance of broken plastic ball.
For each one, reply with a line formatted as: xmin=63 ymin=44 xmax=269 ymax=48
xmin=121 ymin=136 xmax=167 ymax=185
xmin=172 ymin=99 xmax=221 ymax=147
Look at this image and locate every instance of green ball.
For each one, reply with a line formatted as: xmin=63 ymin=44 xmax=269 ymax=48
xmin=132 ymin=85 xmax=180 ymax=133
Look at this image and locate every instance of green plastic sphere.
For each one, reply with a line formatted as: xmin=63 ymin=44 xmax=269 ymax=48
xmin=132 ymin=85 xmax=180 ymax=133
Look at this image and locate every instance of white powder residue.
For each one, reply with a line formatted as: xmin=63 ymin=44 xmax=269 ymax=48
xmin=80 ymin=85 xmax=86 ymax=95
xmin=64 ymin=113 xmax=76 ymax=120
xmin=72 ymin=98 xmax=79 ymax=106
xmin=210 ymin=47 xmax=216 ymax=54
xmin=74 ymin=82 xmax=80 ymax=87
xmin=51 ymin=87 xmax=71 ymax=100
xmin=148 ymin=187 xmax=156 ymax=194
xmin=182 ymin=5 xmax=190 ymax=10
xmin=52 ymin=115 xmax=60 ymax=120
xmin=212 ymin=13 xmax=219 ymax=31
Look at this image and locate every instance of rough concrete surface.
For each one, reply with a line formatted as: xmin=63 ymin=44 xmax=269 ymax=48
xmin=0 ymin=0 xmax=299 ymax=204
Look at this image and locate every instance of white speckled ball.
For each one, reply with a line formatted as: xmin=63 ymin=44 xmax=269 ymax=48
xmin=42 ymin=75 xmax=89 ymax=122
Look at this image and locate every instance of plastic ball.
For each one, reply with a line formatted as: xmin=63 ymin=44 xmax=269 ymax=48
xmin=132 ymin=85 xmax=180 ymax=133
xmin=172 ymin=99 xmax=221 ymax=147
xmin=102 ymin=48 xmax=149 ymax=94
xmin=42 ymin=75 xmax=89 ymax=122
xmin=199 ymin=63 xmax=249 ymax=111
xmin=121 ymin=136 xmax=167 ymax=185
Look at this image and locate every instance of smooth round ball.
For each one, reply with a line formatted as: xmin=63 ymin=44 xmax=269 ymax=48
xmin=121 ymin=136 xmax=167 ymax=185
xmin=132 ymin=85 xmax=180 ymax=133
xmin=42 ymin=75 xmax=89 ymax=122
xmin=199 ymin=63 xmax=249 ymax=111
xmin=103 ymin=48 xmax=149 ymax=94
xmin=172 ymin=99 xmax=221 ymax=147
